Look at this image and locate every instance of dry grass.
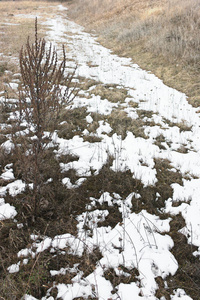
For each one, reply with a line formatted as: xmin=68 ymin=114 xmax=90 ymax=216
xmin=0 ymin=1 xmax=61 ymax=94
xmin=68 ymin=0 xmax=163 ymax=24
xmin=89 ymin=84 xmax=128 ymax=103
xmin=107 ymin=109 xmax=147 ymax=139
xmin=0 ymin=1 xmax=57 ymax=55
xmin=68 ymin=0 xmax=200 ymax=106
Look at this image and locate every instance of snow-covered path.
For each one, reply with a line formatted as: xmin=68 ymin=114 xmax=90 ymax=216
xmin=1 ymin=5 xmax=200 ymax=300
xmin=45 ymin=8 xmax=200 ymax=299
xmin=45 ymin=5 xmax=200 ymax=239
xmin=46 ymin=9 xmax=200 ymax=169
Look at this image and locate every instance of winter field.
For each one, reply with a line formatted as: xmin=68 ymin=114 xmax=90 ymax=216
xmin=0 ymin=2 xmax=200 ymax=299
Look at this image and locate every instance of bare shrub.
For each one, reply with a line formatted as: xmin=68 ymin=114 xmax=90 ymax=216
xmin=12 ymin=18 xmax=77 ymax=223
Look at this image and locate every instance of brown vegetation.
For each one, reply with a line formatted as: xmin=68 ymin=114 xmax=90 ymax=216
xmin=68 ymin=0 xmax=200 ymax=106
xmin=12 ymin=18 xmax=77 ymax=223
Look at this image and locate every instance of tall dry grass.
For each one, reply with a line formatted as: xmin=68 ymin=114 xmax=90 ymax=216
xmin=69 ymin=0 xmax=200 ymax=64
xmin=68 ymin=0 xmax=200 ymax=105
xmin=119 ymin=0 xmax=200 ymax=64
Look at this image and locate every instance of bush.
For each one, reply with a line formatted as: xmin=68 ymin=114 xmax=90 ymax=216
xmin=12 ymin=18 xmax=77 ymax=223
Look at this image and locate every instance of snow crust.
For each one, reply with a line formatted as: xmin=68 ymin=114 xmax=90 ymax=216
xmin=0 ymin=197 xmax=17 ymax=220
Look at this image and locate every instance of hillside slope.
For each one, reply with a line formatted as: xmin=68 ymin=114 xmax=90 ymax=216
xmin=68 ymin=0 xmax=200 ymax=107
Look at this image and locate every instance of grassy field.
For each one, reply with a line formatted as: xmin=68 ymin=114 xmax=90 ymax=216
xmin=68 ymin=0 xmax=200 ymax=107
xmin=0 ymin=1 xmax=61 ymax=96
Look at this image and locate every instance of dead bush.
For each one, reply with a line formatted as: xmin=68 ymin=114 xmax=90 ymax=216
xmin=11 ymin=18 xmax=77 ymax=223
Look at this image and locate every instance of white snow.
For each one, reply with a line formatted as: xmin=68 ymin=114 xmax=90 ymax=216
xmin=0 ymin=180 xmax=26 ymax=196
xmin=0 ymin=198 xmax=17 ymax=220
xmin=7 ymin=261 xmax=20 ymax=273
xmin=0 ymin=163 xmax=15 ymax=180
xmin=171 ymin=289 xmax=193 ymax=299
